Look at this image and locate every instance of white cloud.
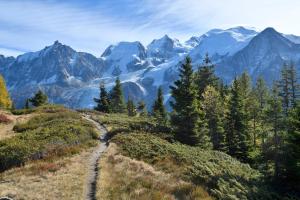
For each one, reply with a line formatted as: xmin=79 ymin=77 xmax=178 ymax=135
xmin=0 ymin=0 xmax=300 ymax=57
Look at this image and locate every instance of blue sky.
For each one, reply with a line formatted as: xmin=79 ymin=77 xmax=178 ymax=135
xmin=1 ymin=0 xmax=300 ymax=57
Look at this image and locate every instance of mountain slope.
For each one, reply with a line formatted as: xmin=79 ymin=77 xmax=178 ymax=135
xmin=218 ymin=28 xmax=300 ymax=83
xmin=2 ymin=41 xmax=105 ymax=107
xmin=1 ymin=26 xmax=300 ymax=108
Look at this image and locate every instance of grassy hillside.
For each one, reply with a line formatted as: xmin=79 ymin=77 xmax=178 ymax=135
xmin=92 ymin=113 xmax=287 ymax=200
xmin=0 ymin=105 xmax=99 ymax=172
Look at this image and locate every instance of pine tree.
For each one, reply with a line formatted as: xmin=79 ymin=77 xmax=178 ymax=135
xmin=248 ymin=90 xmax=260 ymax=148
xmin=225 ymin=78 xmax=251 ymax=161
xmin=254 ymin=77 xmax=269 ymax=146
xmin=110 ymin=77 xmax=126 ymax=113
xmin=252 ymin=76 xmax=269 ymax=145
xmin=137 ymin=101 xmax=147 ymax=116
xmin=278 ymin=63 xmax=291 ymax=115
xmin=264 ymin=84 xmax=285 ymax=179
xmin=202 ymin=86 xmax=226 ymax=151
xmin=152 ymin=86 xmax=167 ymax=123
xmin=287 ymin=62 xmax=299 ymax=108
xmin=94 ymin=82 xmax=110 ymax=113
xmin=170 ymin=57 xmax=211 ymax=147
xmin=285 ymin=104 xmax=300 ymax=189
xmin=194 ymin=53 xmax=219 ymax=99
xmin=29 ymin=90 xmax=48 ymax=107
xmin=0 ymin=74 xmax=12 ymax=109
xmin=127 ymin=98 xmax=136 ymax=117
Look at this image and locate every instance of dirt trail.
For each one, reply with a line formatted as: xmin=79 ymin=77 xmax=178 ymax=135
xmin=82 ymin=114 xmax=108 ymax=200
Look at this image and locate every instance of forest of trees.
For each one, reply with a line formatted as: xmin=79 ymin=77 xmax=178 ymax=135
xmin=94 ymin=54 xmax=299 ymax=193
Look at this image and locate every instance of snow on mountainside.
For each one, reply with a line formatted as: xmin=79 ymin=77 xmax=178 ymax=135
xmin=284 ymin=34 xmax=300 ymax=44
xmin=1 ymin=26 xmax=300 ymax=109
xmin=218 ymin=27 xmax=300 ymax=84
xmin=147 ymin=35 xmax=188 ymax=65
xmin=188 ymin=26 xmax=258 ymax=63
xmin=101 ymin=41 xmax=149 ymax=76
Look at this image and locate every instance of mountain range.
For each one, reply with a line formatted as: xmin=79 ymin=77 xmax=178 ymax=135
xmin=1 ymin=26 xmax=300 ymax=109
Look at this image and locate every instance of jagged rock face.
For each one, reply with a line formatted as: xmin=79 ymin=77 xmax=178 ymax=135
xmin=1 ymin=41 xmax=105 ymax=107
xmin=218 ymin=28 xmax=300 ymax=84
xmin=147 ymin=35 xmax=188 ymax=65
xmin=101 ymin=41 xmax=149 ymax=75
xmin=2 ymin=26 xmax=300 ymax=109
xmin=0 ymin=55 xmax=15 ymax=76
xmin=7 ymin=41 xmax=105 ymax=88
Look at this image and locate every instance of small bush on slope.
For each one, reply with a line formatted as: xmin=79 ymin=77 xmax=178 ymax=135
xmin=112 ymin=133 xmax=282 ymax=200
xmin=91 ymin=113 xmax=173 ymax=140
xmin=0 ymin=105 xmax=98 ymax=172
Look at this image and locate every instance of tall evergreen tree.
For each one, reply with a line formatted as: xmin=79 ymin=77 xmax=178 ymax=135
xmin=127 ymin=98 xmax=137 ymax=117
xmin=152 ymin=86 xmax=167 ymax=123
xmin=29 ymin=90 xmax=48 ymax=107
xmin=278 ymin=63 xmax=292 ymax=115
xmin=225 ymin=78 xmax=251 ymax=161
xmin=264 ymin=84 xmax=285 ymax=179
xmin=110 ymin=77 xmax=126 ymax=113
xmin=285 ymin=104 xmax=300 ymax=189
xmin=254 ymin=77 xmax=269 ymax=146
xmin=248 ymin=90 xmax=260 ymax=148
xmin=287 ymin=62 xmax=299 ymax=107
xmin=170 ymin=57 xmax=210 ymax=147
xmin=137 ymin=101 xmax=147 ymax=116
xmin=94 ymin=82 xmax=110 ymax=113
xmin=194 ymin=53 xmax=219 ymax=99
xmin=0 ymin=74 xmax=12 ymax=109
xmin=202 ymin=86 xmax=226 ymax=151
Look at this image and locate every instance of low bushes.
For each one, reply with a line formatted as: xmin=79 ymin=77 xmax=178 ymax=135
xmin=0 ymin=106 xmax=99 ymax=172
xmin=112 ymin=133 xmax=282 ymax=200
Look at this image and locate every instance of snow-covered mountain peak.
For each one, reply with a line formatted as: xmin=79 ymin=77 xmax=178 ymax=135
xmin=101 ymin=41 xmax=148 ymax=76
xmin=147 ymin=35 xmax=186 ymax=62
xmin=188 ymin=26 xmax=258 ymax=58
xmin=101 ymin=41 xmax=146 ymax=59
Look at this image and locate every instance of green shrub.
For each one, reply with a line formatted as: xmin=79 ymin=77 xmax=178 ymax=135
xmin=0 ymin=107 xmax=99 ymax=172
xmin=112 ymin=133 xmax=282 ymax=200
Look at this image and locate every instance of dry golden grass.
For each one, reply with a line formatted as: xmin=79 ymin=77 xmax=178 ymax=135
xmin=0 ymin=110 xmax=34 ymax=140
xmin=97 ymin=143 xmax=213 ymax=200
xmin=0 ymin=147 xmax=98 ymax=200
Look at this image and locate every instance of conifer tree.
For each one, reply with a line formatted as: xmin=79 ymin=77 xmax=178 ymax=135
xmin=255 ymin=77 xmax=269 ymax=112
xmin=248 ymin=90 xmax=260 ymax=148
xmin=127 ymin=98 xmax=136 ymax=117
xmin=225 ymin=78 xmax=251 ymax=161
xmin=285 ymin=104 xmax=300 ymax=189
xmin=254 ymin=77 xmax=269 ymax=146
xmin=152 ymin=86 xmax=167 ymax=123
xmin=287 ymin=62 xmax=299 ymax=107
xmin=278 ymin=63 xmax=291 ymax=115
xmin=194 ymin=53 xmax=219 ymax=99
xmin=170 ymin=57 xmax=210 ymax=147
xmin=264 ymin=84 xmax=285 ymax=179
xmin=29 ymin=90 xmax=48 ymax=107
xmin=0 ymin=74 xmax=12 ymax=109
xmin=202 ymin=86 xmax=226 ymax=151
xmin=110 ymin=77 xmax=126 ymax=113
xmin=137 ymin=101 xmax=147 ymax=116
xmin=94 ymin=82 xmax=110 ymax=113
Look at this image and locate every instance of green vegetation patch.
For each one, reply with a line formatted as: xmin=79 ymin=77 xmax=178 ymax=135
xmin=92 ymin=113 xmax=173 ymax=140
xmin=0 ymin=105 xmax=99 ymax=172
xmin=112 ymin=133 xmax=281 ymax=200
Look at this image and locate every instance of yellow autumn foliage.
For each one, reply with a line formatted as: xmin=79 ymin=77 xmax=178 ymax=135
xmin=0 ymin=74 xmax=12 ymax=109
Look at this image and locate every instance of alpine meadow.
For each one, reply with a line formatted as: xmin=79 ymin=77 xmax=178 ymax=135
xmin=0 ymin=1 xmax=300 ymax=200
